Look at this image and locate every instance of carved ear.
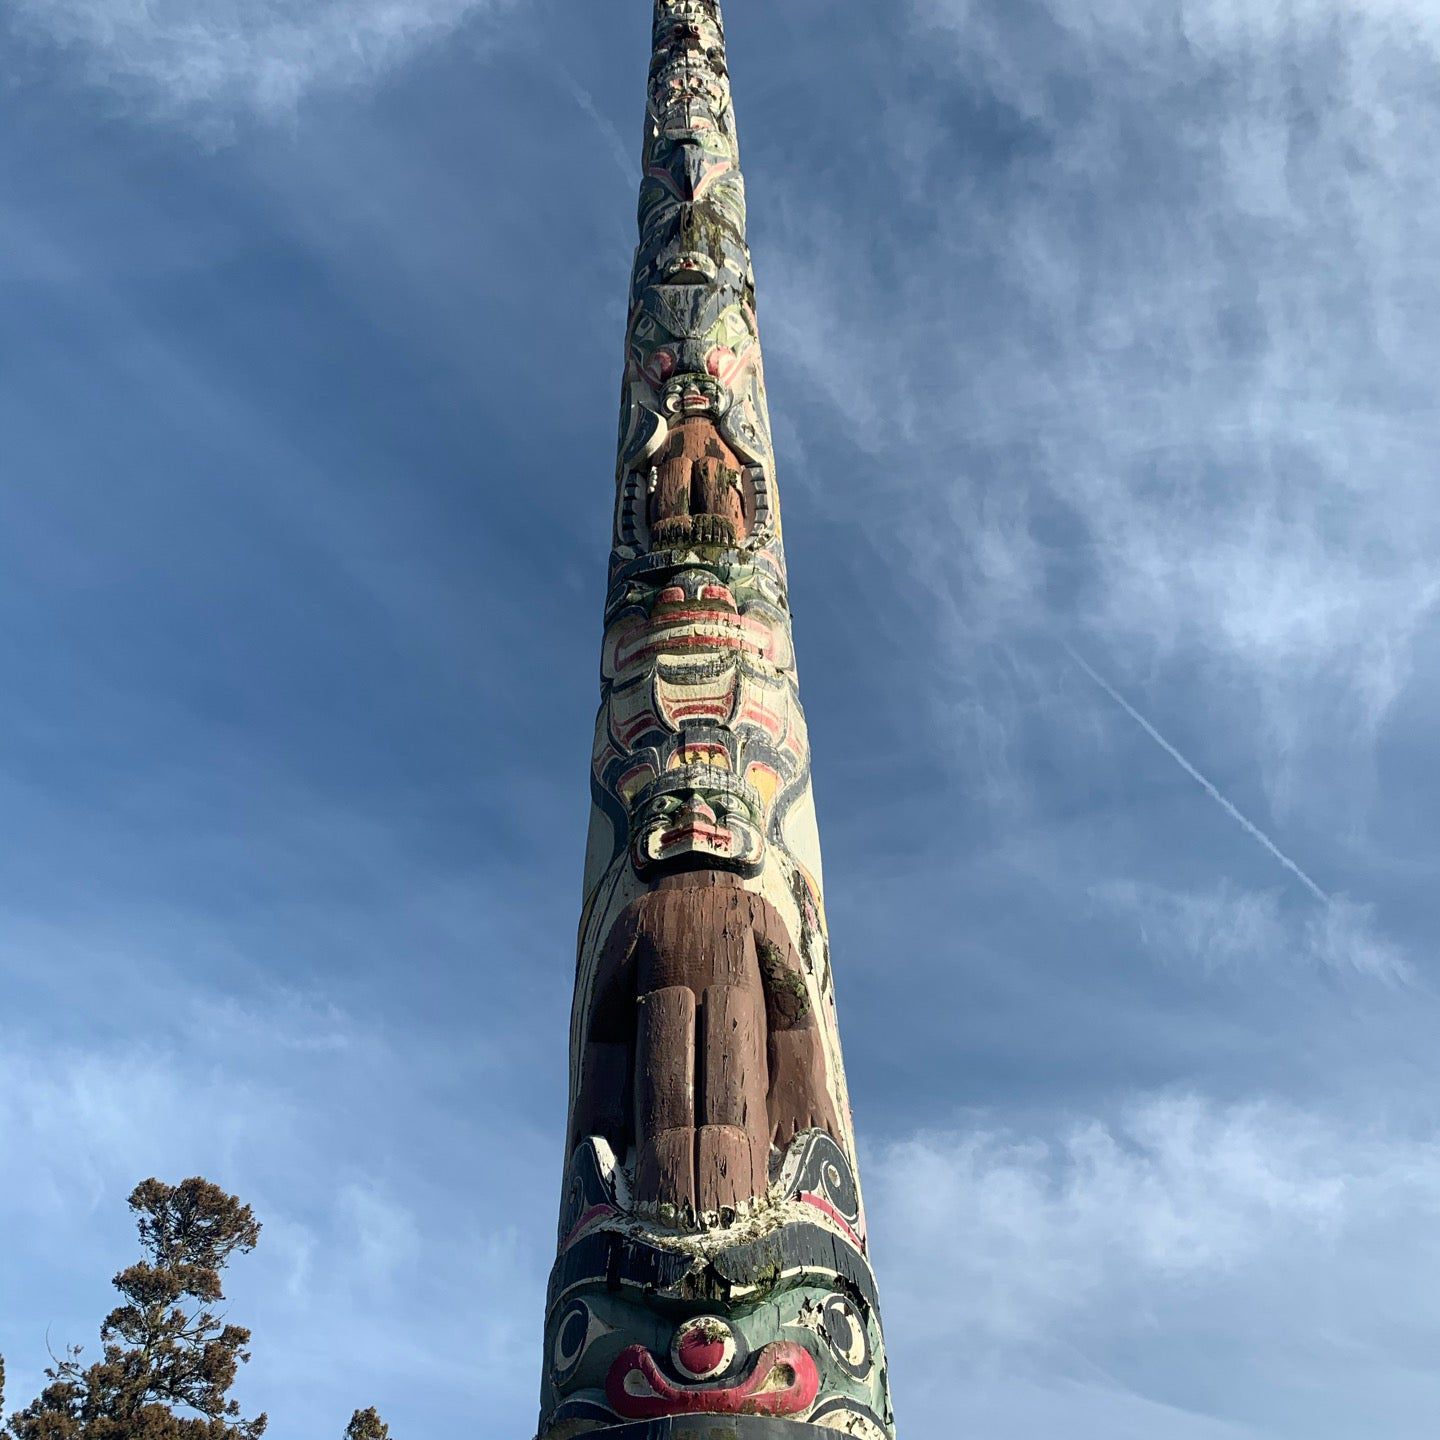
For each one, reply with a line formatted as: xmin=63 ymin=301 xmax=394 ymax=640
xmin=619 ymin=406 xmax=670 ymax=550
xmin=717 ymin=404 xmax=764 ymax=466
xmin=716 ymin=412 xmax=774 ymax=544
xmin=622 ymin=403 xmax=669 ymax=471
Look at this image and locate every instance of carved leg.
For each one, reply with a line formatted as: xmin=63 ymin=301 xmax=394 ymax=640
xmin=634 ymin=986 xmax=697 ymax=1212
xmin=652 ymin=455 xmax=693 ymax=530
xmin=698 ymin=984 xmax=770 ymax=1210
xmin=768 ymin=1028 xmax=839 ymax=1151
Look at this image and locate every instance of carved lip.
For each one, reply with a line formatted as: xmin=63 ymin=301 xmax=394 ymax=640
xmin=605 ymin=1341 xmax=819 ymax=1420
xmin=656 ymin=821 xmax=733 ymax=852
xmin=612 ymin=615 xmax=776 ymax=675
xmin=621 ymin=632 xmax=753 ymax=671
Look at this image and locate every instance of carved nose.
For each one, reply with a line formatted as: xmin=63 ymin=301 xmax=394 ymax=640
xmin=679 ymin=795 xmax=717 ymax=825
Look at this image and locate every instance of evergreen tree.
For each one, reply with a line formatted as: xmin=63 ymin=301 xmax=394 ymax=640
xmin=344 ymin=1410 xmax=391 ymax=1440
xmin=5 ymin=1178 xmax=267 ymax=1440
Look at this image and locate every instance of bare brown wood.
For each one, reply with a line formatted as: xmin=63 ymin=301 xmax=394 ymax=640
xmin=635 ymin=986 xmax=698 ymax=1212
xmin=574 ymin=873 xmax=839 ymax=1210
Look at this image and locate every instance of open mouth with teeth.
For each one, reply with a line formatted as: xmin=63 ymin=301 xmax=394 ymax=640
xmin=658 ymin=818 xmax=732 ymax=851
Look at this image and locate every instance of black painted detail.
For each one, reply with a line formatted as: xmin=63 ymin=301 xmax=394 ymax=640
xmin=553 ymin=1420 xmax=842 ymax=1440
xmin=809 ymin=1397 xmax=892 ymax=1431
xmin=546 ymin=1219 xmax=880 ymax=1318
xmin=773 ymin=1130 xmax=861 ymax=1231
xmin=558 ymin=1141 xmax=621 ymax=1248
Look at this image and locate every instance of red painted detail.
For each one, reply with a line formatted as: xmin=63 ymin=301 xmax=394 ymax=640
xmin=677 ymin=1329 xmax=727 ymax=1379
xmin=738 ymin=703 xmax=784 ymax=740
xmin=613 ymin=614 xmax=777 ymax=670
xmin=560 ymin=1204 xmax=617 ymax=1252
xmin=798 ymin=1192 xmax=866 ymax=1253
xmin=621 ymin=634 xmax=751 ymax=669
xmin=690 ymin=159 xmax=736 ymax=200
xmin=707 ymin=347 xmax=735 ymax=378
xmin=606 ymin=1342 xmax=819 ymax=1420
xmin=645 ymin=159 xmax=736 ymax=203
xmin=658 ymin=822 xmax=732 ymax=850
xmin=667 ymin=703 xmax=731 ymax=720
xmin=619 ymin=716 xmax=660 ymax=745
xmin=638 ymin=349 xmax=678 ymax=389
xmin=649 ymin=604 xmax=743 ymax=626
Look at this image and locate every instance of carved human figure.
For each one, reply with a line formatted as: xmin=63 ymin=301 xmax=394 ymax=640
xmin=649 ymin=416 xmax=749 ymax=549
xmin=573 ymin=870 xmax=836 ymax=1218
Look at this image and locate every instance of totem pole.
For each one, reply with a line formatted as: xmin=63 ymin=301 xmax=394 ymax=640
xmin=538 ymin=4 xmax=896 ymax=1436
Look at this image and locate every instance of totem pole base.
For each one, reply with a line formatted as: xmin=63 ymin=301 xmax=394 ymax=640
xmin=555 ymin=1423 xmax=843 ymax=1440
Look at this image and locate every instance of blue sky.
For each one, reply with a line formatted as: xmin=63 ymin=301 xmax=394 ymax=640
xmin=1 ymin=1 xmax=1437 ymax=1435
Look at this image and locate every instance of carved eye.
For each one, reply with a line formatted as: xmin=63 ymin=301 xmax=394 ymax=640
xmin=820 ymin=1296 xmax=872 ymax=1379
xmin=552 ymin=1301 xmax=611 ymax=1383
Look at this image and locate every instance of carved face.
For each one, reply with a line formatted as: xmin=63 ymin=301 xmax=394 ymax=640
xmin=630 ymin=767 xmax=766 ymax=877
xmin=640 ymin=170 xmax=749 ymax=255
xmin=539 ymin=1282 xmax=891 ymax=1438
xmin=592 ymin=555 xmax=807 ymax=883
xmin=603 ymin=560 xmax=792 ymax=684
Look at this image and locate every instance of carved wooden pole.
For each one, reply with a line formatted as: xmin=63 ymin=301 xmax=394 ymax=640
xmin=538 ymin=4 xmax=896 ymax=1435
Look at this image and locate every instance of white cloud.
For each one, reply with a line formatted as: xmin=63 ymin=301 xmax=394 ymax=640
xmin=339 ymin=1184 xmax=422 ymax=1284
xmin=0 ymin=969 xmax=552 ymax=1435
xmin=3 ymin=0 xmax=512 ymax=129
xmin=908 ymin=1375 xmax=1266 ymax=1440
xmin=874 ymin=1095 xmax=1346 ymax=1348
xmin=869 ymin=1093 xmax=1440 ymax=1436
xmin=1302 ymin=893 xmax=1411 ymax=981
xmin=767 ymin=0 xmax=1440 ymax=824
xmin=1092 ymin=880 xmax=1409 ymax=981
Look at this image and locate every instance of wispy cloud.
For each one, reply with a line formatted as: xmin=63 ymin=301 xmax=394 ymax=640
xmin=1092 ymin=879 xmax=1409 ymax=981
xmin=547 ymin=58 xmax=634 ymax=183
xmin=3 ymin=0 xmax=514 ymax=131
xmin=3 ymin=5 xmax=1435 ymax=1436
xmin=876 ymin=1094 xmax=1347 ymax=1348
xmin=870 ymin=1092 xmax=1440 ymax=1435
xmin=765 ymin=0 xmax=1440 ymax=822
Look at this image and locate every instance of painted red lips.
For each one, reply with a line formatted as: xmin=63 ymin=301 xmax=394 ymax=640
xmin=606 ymin=1341 xmax=820 ymax=1420
xmin=658 ymin=820 xmax=733 ymax=851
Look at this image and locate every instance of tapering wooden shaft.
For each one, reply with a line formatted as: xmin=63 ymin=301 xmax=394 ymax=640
xmin=537 ymin=6 xmax=896 ymax=1435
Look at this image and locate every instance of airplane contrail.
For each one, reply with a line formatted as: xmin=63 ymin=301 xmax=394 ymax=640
xmin=1063 ymin=642 xmax=1330 ymax=905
